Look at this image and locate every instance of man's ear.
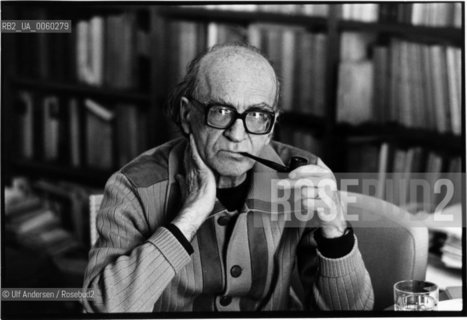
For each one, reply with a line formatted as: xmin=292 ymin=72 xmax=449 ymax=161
xmin=180 ymin=97 xmax=191 ymax=135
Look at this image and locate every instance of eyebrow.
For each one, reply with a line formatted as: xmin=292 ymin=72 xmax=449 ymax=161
xmin=207 ymin=98 xmax=274 ymax=112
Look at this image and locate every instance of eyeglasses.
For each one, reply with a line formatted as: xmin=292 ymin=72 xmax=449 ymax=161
xmin=187 ymin=97 xmax=276 ymax=135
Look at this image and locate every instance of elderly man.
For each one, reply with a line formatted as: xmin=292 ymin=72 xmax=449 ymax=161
xmin=83 ymin=43 xmax=374 ymax=312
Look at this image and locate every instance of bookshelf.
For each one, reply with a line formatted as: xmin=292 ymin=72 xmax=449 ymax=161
xmin=5 ymin=3 xmax=463 ymax=179
xmin=11 ymin=77 xmax=151 ymax=103
xmin=2 ymin=3 xmax=464 ymax=312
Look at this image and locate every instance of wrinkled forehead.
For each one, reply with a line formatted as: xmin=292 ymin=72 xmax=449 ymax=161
xmin=196 ymin=48 xmax=278 ymax=110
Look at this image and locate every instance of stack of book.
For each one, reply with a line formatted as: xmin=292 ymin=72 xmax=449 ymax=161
xmin=379 ymin=2 xmax=462 ymax=28
xmin=166 ymin=20 xmax=207 ymax=88
xmin=15 ymin=91 xmax=148 ymax=170
xmin=166 ymin=20 xmax=329 ymax=116
xmin=85 ymin=98 xmax=148 ymax=170
xmin=340 ymin=3 xmax=379 ymax=22
xmin=249 ymin=24 xmax=327 ymax=115
xmin=5 ymin=188 xmax=79 ymax=257
xmin=440 ymin=224 xmax=462 ymax=269
xmin=346 ymin=141 xmax=463 ymax=210
xmin=337 ymin=34 xmax=462 ymax=135
xmin=193 ymin=4 xmax=330 ymax=16
xmin=75 ymin=11 xmax=150 ymax=89
xmin=5 ymin=177 xmax=102 ymax=275
xmin=337 ymin=32 xmax=375 ymax=125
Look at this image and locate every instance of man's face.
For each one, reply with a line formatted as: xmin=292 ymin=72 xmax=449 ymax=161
xmin=182 ymin=50 xmax=277 ymax=180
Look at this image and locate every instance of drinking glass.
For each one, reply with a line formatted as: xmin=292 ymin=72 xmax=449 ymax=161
xmin=394 ymin=280 xmax=439 ymax=311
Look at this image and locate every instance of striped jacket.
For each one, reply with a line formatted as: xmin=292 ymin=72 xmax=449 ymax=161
xmin=82 ymin=138 xmax=374 ymax=312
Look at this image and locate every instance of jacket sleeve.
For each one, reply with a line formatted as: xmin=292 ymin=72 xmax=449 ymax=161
xmin=82 ymin=172 xmax=191 ymax=313
xmin=297 ymin=229 xmax=374 ymax=310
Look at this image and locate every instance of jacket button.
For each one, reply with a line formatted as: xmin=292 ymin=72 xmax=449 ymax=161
xmin=219 ymin=295 xmax=232 ymax=306
xmin=217 ymin=216 xmax=229 ymax=226
xmin=230 ymin=265 xmax=242 ymax=278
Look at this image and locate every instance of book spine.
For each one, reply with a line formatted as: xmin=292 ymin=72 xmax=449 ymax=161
xmin=42 ymin=96 xmax=60 ymax=161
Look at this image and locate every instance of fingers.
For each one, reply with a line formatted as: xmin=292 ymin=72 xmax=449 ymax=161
xmin=289 ymin=164 xmax=333 ymax=179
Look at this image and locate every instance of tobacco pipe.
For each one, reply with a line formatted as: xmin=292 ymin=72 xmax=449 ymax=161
xmin=240 ymin=152 xmax=308 ymax=173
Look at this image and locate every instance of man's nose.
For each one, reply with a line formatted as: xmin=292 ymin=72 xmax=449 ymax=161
xmin=224 ymin=119 xmax=247 ymax=142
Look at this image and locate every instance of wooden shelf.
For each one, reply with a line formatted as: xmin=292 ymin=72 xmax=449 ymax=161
xmin=157 ymin=7 xmax=328 ymax=28
xmin=336 ymin=123 xmax=464 ymax=153
xmin=339 ymin=20 xmax=463 ymax=45
xmin=11 ymin=77 xmax=151 ymax=104
xmin=9 ymin=160 xmax=113 ymax=187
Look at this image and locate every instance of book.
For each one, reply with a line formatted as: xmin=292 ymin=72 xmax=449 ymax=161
xmin=441 ymin=231 xmax=462 ymax=269
xmin=376 ymin=143 xmax=390 ymax=199
xmin=89 ymin=16 xmax=104 ymax=86
xmin=42 ymin=95 xmax=60 ymax=161
xmin=340 ymin=4 xmax=379 ymax=22
xmin=346 ymin=140 xmax=380 ymax=173
xmin=453 ymin=3 xmax=462 ymax=28
xmin=430 ymin=45 xmax=450 ymax=133
xmin=280 ymin=28 xmax=297 ymax=112
xmin=60 ymin=181 xmax=91 ymax=245
xmin=76 ymin=19 xmax=95 ymax=85
xmin=410 ymin=43 xmax=427 ymax=129
xmin=411 ymin=3 xmax=425 ymax=25
xmin=336 ymin=60 xmax=374 ymax=125
xmin=11 ymin=208 xmax=59 ymax=235
xmin=446 ymin=47 xmax=462 ymax=135
xmin=446 ymin=286 xmax=463 ymax=300
xmin=445 ymin=157 xmax=462 ymax=207
xmin=247 ymin=23 xmax=261 ymax=48
xmin=180 ymin=21 xmax=201 ymax=81
xmin=398 ymin=41 xmax=412 ymax=127
xmin=262 ymin=25 xmax=283 ymax=88
xmin=104 ymin=14 xmax=119 ymax=87
xmin=136 ymin=10 xmax=151 ymax=91
xmin=424 ymin=152 xmax=444 ymax=212
xmin=104 ymin=13 xmax=138 ymax=88
xmin=359 ymin=4 xmax=379 ymax=22
xmin=340 ymin=32 xmax=373 ymax=62
xmin=84 ymin=99 xmax=114 ymax=170
xmin=17 ymin=91 xmax=34 ymax=159
xmin=207 ymin=22 xmax=247 ymax=47
xmin=180 ymin=21 xmax=207 ymax=81
xmin=69 ymin=98 xmax=81 ymax=167
xmin=302 ymin=4 xmax=329 ymax=17
xmin=116 ymin=104 xmax=147 ymax=166
xmin=5 ymin=198 xmax=43 ymax=221
xmin=390 ymin=149 xmax=407 ymax=205
xmin=310 ymin=33 xmax=327 ymax=117
xmin=389 ymin=39 xmax=401 ymax=123
xmin=296 ymin=31 xmax=314 ymax=115
xmin=372 ymin=46 xmax=389 ymax=123
xmin=421 ymin=44 xmax=437 ymax=130
xmin=402 ymin=147 xmax=424 ymax=207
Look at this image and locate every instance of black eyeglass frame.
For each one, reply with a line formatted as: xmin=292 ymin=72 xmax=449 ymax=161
xmin=187 ymin=97 xmax=276 ymax=135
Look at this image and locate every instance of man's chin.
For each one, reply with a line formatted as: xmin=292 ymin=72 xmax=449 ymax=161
xmin=211 ymin=159 xmax=252 ymax=178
